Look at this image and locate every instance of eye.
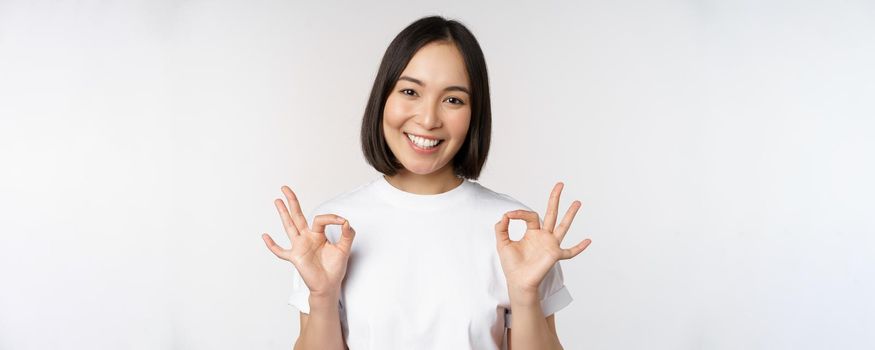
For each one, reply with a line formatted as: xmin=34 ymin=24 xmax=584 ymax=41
xmin=400 ymin=88 xmax=417 ymax=96
xmin=445 ymin=97 xmax=465 ymax=105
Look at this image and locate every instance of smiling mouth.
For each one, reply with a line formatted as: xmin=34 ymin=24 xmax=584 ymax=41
xmin=404 ymin=132 xmax=444 ymax=149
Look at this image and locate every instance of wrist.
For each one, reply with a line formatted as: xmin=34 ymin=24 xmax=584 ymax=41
xmin=507 ymin=285 xmax=540 ymax=306
xmin=308 ymin=292 xmax=340 ymax=309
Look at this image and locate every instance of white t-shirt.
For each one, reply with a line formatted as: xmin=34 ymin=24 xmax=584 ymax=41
xmin=288 ymin=175 xmax=573 ymax=350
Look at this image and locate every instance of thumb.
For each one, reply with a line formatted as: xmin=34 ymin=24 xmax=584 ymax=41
xmin=337 ymin=220 xmax=356 ymax=253
xmin=494 ymin=214 xmax=511 ymax=246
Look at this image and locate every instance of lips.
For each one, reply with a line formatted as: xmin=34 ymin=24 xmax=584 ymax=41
xmin=404 ymin=132 xmax=444 ymax=149
xmin=404 ymin=132 xmax=443 ymax=153
xmin=404 ymin=132 xmax=442 ymax=141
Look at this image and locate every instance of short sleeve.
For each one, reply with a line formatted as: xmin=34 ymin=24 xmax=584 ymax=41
xmin=505 ymin=261 xmax=573 ymax=328
xmin=287 ymin=266 xmax=311 ymax=314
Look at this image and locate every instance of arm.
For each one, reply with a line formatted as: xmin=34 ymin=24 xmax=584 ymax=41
xmin=507 ymin=315 xmax=560 ymax=350
xmin=495 ymin=182 xmax=591 ymax=350
xmin=505 ymin=291 xmax=563 ymax=350
xmin=261 ymin=186 xmax=356 ymax=350
xmin=294 ymin=297 xmax=347 ymax=350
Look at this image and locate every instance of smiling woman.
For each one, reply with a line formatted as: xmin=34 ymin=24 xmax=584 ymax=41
xmin=360 ymin=17 xmax=492 ymax=188
xmin=262 ymin=15 xmax=591 ymax=350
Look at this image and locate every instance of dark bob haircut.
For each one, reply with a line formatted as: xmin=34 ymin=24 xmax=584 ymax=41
xmin=360 ymin=16 xmax=491 ymax=180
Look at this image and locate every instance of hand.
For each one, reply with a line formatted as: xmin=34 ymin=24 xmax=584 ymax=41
xmin=262 ymin=185 xmax=356 ymax=298
xmin=494 ymin=182 xmax=592 ymax=295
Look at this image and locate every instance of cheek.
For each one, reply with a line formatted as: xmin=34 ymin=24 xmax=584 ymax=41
xmin=382 ymin=95 xmax=409 ymax=129
xmin=447 ymin=110 xmax=472 ymax=140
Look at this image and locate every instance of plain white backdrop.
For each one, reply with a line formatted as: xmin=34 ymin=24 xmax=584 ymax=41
xmin=1 ymin=0 xmax=873 ymax=349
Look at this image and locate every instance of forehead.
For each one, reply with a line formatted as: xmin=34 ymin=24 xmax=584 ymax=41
xmin=400 ymin=41 xmax=470 ymax=87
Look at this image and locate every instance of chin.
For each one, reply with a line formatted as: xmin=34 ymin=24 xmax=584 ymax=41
xmin=397 ymin=156 xmax=456 ymax=175
xmin=400 ymin=164 xmax=441 ymax=175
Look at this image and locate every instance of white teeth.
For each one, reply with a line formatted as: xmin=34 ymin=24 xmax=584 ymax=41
xmin=406 ymin=133 xmax=440 ymax=149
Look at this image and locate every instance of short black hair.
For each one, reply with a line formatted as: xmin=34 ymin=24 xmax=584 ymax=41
xmin=360 ymin=16 xmax=491 ymax=180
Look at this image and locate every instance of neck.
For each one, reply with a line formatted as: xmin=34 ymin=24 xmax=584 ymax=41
xmin=384 ymin=165 xmax=463 ymax=195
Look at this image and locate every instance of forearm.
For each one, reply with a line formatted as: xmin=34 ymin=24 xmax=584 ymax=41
xmin=294 ymin=294 xmax=345 ymax=350
xmin=508 ymin=287 xmax=563 ymax=350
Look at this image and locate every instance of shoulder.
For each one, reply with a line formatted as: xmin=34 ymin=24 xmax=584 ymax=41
xmin=307 ymin=178 xmax=382 ymax=218
xmin=467 ymin=181 xmax=535 ymax=214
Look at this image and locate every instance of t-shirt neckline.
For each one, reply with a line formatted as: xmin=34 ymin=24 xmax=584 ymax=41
xmin=373 ymin=175 xmax=474 ymax=210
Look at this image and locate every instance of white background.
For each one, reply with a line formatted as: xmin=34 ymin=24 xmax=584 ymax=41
xmin=1 ymin=0 xmax=873 ymax=349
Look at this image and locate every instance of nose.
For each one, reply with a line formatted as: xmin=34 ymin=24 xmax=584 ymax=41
xmin=415 ymin=98 xmax=442 ymax=130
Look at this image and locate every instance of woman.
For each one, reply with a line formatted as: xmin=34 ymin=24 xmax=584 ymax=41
xmin=262 ymin=16 xmax=592 ymax=350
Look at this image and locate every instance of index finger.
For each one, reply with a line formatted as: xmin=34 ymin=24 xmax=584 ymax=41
xmin=281 ymin=186 xmax=310 ymax=232
xmin=505 ymin=210 xmax=541 ymax=230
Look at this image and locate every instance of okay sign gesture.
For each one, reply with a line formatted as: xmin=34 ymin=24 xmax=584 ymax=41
xmin=262 ymin=186 xmax=356 ymax=299
xmin=495 ymin=182 xmax=592 ymax=294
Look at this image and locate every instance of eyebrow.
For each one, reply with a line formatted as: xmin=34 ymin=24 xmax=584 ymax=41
xmin=398 ymin=75 xmax=470 ymax=95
